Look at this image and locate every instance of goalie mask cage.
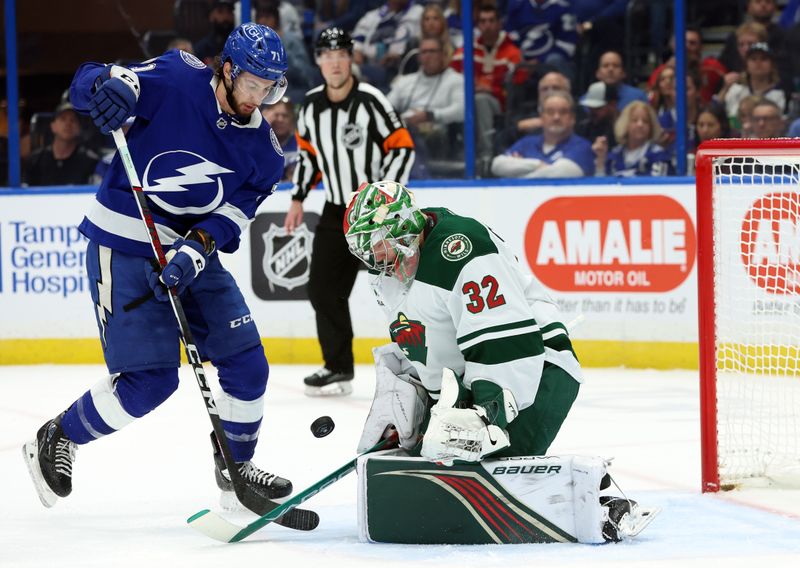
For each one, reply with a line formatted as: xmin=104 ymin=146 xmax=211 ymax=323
xmin=696 ymin=139 xmax=800 ymax=492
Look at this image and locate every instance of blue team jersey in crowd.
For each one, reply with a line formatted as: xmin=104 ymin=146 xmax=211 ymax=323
xmin=70 ymin=49 xmax=283 ymax=257
xmin=606 ymin=141 xmax=673 ymax=177
xmin=504 ymin=0 xmax=578 ymax=61
xmin=505 ymin=133 xmax=595 ymax=176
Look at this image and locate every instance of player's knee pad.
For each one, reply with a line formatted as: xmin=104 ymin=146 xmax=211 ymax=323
xmin=213 ymin=344 xmax=268 ymax=429
xmin=114 ymin=368 xmax=179 ymax=417
xmin=215 ymin=343 xmax=269 ymax=401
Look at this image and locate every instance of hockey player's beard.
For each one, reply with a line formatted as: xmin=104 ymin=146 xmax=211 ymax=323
xmin=223 ymin=76 xmax=252 ymax=120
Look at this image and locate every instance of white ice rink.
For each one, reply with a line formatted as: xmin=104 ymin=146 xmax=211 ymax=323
xmin=4 ymin=364 xmax=800 ymax=568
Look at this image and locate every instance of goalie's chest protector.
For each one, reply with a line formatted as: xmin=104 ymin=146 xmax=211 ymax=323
xmin=381 ymin=208 xmax=542 ymax=397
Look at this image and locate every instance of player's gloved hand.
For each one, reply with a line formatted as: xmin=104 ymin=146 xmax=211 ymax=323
xmin=147 ymin=238 xmax=208 ymax=301
xmin=421 ymin=369 xmax=518 ymax=465
xmin=89 ymin=65 xmax=140 ymax=134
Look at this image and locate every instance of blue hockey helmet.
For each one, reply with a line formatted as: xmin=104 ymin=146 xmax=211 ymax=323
xmin=222 ymin=23 xmax=288 ymax=103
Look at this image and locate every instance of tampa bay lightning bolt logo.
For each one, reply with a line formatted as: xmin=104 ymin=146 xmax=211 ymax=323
xmin=142 ymin=150 xmax=233 ymax=215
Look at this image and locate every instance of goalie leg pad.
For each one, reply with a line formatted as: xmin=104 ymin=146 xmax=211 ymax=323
xmin=357 ymin=344 xmax=429 ymax=453
xmin=357 ymin=453 xmax=617 ymax=544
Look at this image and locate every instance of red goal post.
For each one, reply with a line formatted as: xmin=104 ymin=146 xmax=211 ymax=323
xmin=696 ymin=139 xmax=800 ymax=492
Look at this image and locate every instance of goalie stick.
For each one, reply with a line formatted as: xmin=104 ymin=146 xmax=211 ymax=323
xmin=187 ymin=436 xmax=397 ymax=542
xmin=111 ymin=129 xmax=319 ymax=532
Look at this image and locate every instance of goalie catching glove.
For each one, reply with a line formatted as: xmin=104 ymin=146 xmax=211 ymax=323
xmin=421 ymin=368 xmax=519 ymax=466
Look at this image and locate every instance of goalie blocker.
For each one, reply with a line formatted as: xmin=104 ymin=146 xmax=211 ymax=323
xmin=357 ymin=452 xmax=659 ymax=545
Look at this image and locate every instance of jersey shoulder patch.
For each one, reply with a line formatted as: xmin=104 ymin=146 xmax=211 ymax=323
xmin=416 ymin=208 xmax=498 ymax=290
xmin=179 ymin=50 xmax=207 ymax=70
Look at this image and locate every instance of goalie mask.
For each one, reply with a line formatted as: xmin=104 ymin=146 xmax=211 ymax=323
xmin=344 ymin=181 xmax=427 ymax=288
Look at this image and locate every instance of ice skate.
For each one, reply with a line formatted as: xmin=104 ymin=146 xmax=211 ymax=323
xmin=22 ymin=413 xmax=78 ymax=508
xmin=211 ymin=432 xmax=292 ymax=511
xmin=601 ymin=496 xmax=661 ymax=542
xmin=303 ymin=367 xmax=354 ymax=396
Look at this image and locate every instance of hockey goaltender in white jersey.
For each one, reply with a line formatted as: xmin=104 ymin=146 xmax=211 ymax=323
xmin=343 ymin=180 xmax=659 ymax=544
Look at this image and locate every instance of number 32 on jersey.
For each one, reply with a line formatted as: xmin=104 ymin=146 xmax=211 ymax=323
xmin=462 ymin=275 xmax=506 ymax=314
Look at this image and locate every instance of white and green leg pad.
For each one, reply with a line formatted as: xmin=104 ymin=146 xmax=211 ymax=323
xmin=356 ymin=453 xmax=659 ymax=544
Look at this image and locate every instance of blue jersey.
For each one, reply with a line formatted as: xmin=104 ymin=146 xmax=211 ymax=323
xmin=71 ymin=49 xmax=283 ymax=257
xmin=505 ymin=0 xmax=578 ymax=62
xmin=505 ymin=133 xmax=595 ymax=176
xmin=605 ymin=141 xmax=672 ymax=177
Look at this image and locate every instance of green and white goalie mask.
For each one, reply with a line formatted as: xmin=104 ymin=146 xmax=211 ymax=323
xmin=344 ymin=181 xmax=427 ymax=304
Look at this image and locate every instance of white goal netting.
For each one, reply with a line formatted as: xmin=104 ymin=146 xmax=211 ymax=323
xmin=711 ymin=155 xmax=800 ymax=488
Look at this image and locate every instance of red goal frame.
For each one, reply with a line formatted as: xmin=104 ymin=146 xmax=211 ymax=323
xmin=695 ymin=138 xmax=800 ymax=493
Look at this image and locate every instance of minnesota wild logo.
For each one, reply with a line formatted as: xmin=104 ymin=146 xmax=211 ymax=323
xmin=441 ymin=233 xmax=473 ymax=261
xmin=389 ymin=312 xmax=428 ymax=364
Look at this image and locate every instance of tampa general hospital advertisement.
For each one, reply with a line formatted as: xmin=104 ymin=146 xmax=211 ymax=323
xmin=0 ymin=181 xmax=698 ymax=368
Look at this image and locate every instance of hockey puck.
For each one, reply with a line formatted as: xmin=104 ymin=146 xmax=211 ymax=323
xmin=310 ymin=416 xmax=335 ymax=438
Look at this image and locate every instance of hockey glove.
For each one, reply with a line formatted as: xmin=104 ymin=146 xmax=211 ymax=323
xmin=89 ymin=65 xmax=140 ymax=134
xmin=147 ymin=237 xmax=208 ymax=301
xmin=421 ymin=369 xmax=518 ymax=465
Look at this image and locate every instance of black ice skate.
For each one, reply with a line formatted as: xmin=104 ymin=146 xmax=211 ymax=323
xmin=601 ymin=496 xmax=661 ymax=542
xmin=22 ymin=413 xmax=78 ymax=508
xmin=211 ymin=432 xmax=292 ymax=512
xmin=303 ymin=367 xmax=354 ymax=396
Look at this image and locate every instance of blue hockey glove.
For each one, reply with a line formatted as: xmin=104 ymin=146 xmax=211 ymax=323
xmin=147 ymin=238 xmax=208 ymax=301
xmin=88 ymin=65 xmax=140 ymax=134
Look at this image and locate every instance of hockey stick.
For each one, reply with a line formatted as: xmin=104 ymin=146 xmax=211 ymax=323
xmin=187 ymin=436 xmax=397 ymax=542
xmin=110 ymin=129 xmax=318 ymax=531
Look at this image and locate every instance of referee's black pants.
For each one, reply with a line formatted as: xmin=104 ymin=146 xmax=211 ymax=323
xmin=307 ymin=201 xmax=362 ymax=374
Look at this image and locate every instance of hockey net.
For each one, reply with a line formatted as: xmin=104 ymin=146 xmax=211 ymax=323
xmin=696 ymin=139 xmax=800 ymax=492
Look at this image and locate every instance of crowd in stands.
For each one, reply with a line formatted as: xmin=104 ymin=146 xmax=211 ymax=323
xmin=8 ymin=0 xmax=800 ymax=187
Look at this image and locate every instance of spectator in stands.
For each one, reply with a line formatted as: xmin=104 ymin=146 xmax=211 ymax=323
xmin=450 ymin=3 xmax=521 ymax=174
xmin=582 ymin=51 xmax=647 ymax=112
xmin=314 ymin=0 xmax=383 ymax=34
xmin=352 ymin=0 xmax=424 ymax=91
xmin=719 ymin=43 xmax=785 ymax=123
xmin=167 ymin=37 xmax=194 ymax=54
xmin=719 ymin=22 xmax=768 ymax=91
xmin=261 ymin=98 xmax=298 ymax=182
xmin=719 ymin=0 xmax=785 ymax=77
xmin=750 ymin=98 xmax=785 ymax=138
xmin=735 ymin=94 xmax=762 ymax=137
xmin=593 ymin=100 xmax=672 ymax=177
xmin=577 ymin=81 xmax=619 ymax=148
xmin=388 ymin=36 xmax=464 ymax=178
xmin=491 ymin=91 xmax=594 ymax=178
xmin=695 ymin=102 xmax=732 ymax=145
xmin=421 ymin=3 xmax=454 ymax=62
xmin=516 ymin=71 xmax=571 ymax=135
xmin=504 ymin=0 xmax=578 ymax=82
xmin=23 ymin=101 xmax=98 ymax=187
xmin=647 ymin=27 xmax=727 ymax=105
xmin=650 ymin=65 xmax=677 ymax=149
xmin=194 ymin=0 xmax=236 ymax=65
xmin=572 ymin=0 xmax=627 ymax=89
xmin=257 ymin=6 xmax=318 ymax=102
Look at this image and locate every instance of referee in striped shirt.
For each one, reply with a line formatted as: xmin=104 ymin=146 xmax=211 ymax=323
xmin=283 ymin=27 xmax=415 ymax=396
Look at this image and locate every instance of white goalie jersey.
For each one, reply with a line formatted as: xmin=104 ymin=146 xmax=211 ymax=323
xmin=374 ymin=207 xmax=583 ymax=408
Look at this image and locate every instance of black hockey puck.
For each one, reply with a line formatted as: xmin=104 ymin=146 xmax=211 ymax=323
xmin=310 ymin=415 xmax=335 ymax=438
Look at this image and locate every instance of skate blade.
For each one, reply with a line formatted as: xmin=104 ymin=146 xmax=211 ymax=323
xmin=219 ymin=490 xmax=247 ymax=512
xmin=304 ymin=381 xmax=353 ymax=397
xmin=21 ymin=440 xmax=58 ymax=508
xmin=618 ymin=505 xmax=661 ymax=539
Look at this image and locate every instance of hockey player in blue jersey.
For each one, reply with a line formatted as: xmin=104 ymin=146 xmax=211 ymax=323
xmin=23 ymin=24 xmax=292 ymax=509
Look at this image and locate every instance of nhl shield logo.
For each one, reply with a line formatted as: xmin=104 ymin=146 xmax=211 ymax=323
xmin=262 ymin=223 xmax=314 ymax=292
xmin=341 ymin=123 xmax=365 ymax=149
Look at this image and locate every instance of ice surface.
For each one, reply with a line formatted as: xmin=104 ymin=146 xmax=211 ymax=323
xmin=3 ymin=364 xmax=800 ymax=567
